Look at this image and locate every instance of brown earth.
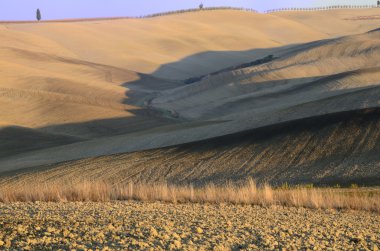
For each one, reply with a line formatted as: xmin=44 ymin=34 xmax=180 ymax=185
xmin=0 ymin=202 xmax=379 ymax=250
xmin=0 ymin=9 xmax=379 ymax=186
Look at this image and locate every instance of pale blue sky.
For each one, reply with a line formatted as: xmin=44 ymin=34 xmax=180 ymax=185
xmin=0 ymin=0 xmax=376 ymax=21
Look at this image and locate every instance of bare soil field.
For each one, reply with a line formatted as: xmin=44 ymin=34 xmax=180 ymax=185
xmin=0 ymin=201 xmax=379 ymax=250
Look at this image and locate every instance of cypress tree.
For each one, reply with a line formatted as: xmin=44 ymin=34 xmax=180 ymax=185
xmin=36 ymin=9 xmax=41 ymax=21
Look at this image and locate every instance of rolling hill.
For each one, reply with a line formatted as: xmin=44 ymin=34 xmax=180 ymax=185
xmin=0 ymin=8 xmax=379 ymax=186
xmin=1 ymin=108 xmax=379 ymax=187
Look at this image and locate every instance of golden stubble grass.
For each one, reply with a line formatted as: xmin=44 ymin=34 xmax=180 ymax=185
xmin=0 ymin=179 xmax=379 ymax=212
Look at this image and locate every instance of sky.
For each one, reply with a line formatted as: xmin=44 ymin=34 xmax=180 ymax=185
xmin=0 ymin=0 xmax=377 ymax=21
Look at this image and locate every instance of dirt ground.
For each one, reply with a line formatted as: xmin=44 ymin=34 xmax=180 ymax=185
xmin=0 ymin=201 xmax=379 ymax=250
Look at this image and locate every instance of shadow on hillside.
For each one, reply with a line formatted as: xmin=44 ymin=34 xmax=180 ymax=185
xmin=119 ymin=37 xmax=331 ymax=108
xmin=39 ymin=112 xmax=179 ymax=139
xmin=107 ymin=44 xmax=307 ymax=135
xmin=0 ymin=126 xmax=81 ymax=158
xmin=30 ymin=72 xmax=380 ymax=134
xmin=140 ymin=36 xmax=333 ymax=81
xmin=2 ymin=70 xmax=379 ymax=161
xmin=137 ymin=45 xmax=295 ymax=81
xmin=2 ymin=71 xmax=378 ymax=163
xmin=0 ymin=37 xmax=347 ymax=160
xmin=118 ymin=42 xmax=305 ymax=108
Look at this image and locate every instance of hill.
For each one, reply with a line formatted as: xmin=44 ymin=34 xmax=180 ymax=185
xmin=0 ymin=9 xmax=379 ymax=185
xmin=1 ymin=108 xmax=379 ymax=187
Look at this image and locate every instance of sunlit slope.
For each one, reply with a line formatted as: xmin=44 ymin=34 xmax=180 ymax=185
xmin=272 ymin=8 xmax=380 ymax=37
xmin=0 ymin=46 xmax=176 ymax=138
xmin=152 ymin=30 xmax=380 ymax=120
xmin=2 ymin=108 xmax=379 ymax=186
xmin=4 ymin=9 xmax=379 ymax=79
xmin=0 ymin=29 xmax=178 ymax=156
xmin=2 ymin=10 xmax=329 ymax=80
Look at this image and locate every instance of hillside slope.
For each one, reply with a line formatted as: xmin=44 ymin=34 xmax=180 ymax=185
xmin=1 ymin=10 xmax=327 ymax=79
xmin=1 ymin=108 xmax=379 ymax=187
xmin=0 ymin=9 xmax=379 ymax=182
xmin=272 ymin=8 xmax=380 ymax=36
xmin=152 ymin=30 xmax=380 ymax=120
xmin=1 ymin=29 xmax=379 ymax=173
xmin=3 ymin=9 xmax=379 ymax=80
xmin=0 ymin=9 xmax=329 ymax=160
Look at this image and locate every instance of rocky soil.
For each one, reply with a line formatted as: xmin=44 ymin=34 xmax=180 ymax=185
xmin=0 ymin=202 xmax=379 ymax=250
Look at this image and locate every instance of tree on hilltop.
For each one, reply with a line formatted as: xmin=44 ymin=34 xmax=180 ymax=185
xmin=36 ymin=9 xmax=42 ymax=21
xmin=199 ymin=3 xmax=204 ymax=9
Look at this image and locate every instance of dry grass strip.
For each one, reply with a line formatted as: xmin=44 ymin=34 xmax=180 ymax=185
xmin=0 ymin=179 xmax=379 ymax=212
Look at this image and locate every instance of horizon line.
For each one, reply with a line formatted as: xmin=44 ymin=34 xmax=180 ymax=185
xmin=0 ymin=5 xmax=378 ymax=23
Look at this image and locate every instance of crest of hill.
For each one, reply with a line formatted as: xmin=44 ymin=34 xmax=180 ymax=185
xmin=0 ymin=7 xmax=258 ymax=23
